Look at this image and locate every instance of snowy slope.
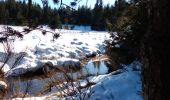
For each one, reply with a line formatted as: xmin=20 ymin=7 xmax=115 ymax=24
xmin=88 ymin=61 xmax=142 ymax=100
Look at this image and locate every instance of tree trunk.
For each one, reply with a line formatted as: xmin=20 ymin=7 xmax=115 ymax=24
xmin=28 ymin=0 xmax=32 ymax=27
xmin=142 ymin=0 xmax=170 ymax=100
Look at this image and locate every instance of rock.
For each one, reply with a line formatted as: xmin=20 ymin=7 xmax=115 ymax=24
xmin=71 ymin=42 xmax=76 ymax=44
xmin=56 ymin=58 xmax=82 ymax=72
xmin=96 ymin=50 xmax=101 ymax=54
xmin=86 ymin=51 xmax=97 ymax=58
xmin=73 ymin=38 xmax=78 ymax=41
xmin=42 ymin=61 xmax=54 ymax=75
xmin=77 ymin=42 xmax=83 ymax=45
xmin=63 ymin=60 xmax=81 ymax=68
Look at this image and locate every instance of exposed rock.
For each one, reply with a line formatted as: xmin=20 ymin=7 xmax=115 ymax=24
xmin=42 ymin=61 xmax=54 ymax=75
xmin=56 ymin=58 xmax=82 ymax=72
xmin=86 ymin=51 xmax=97 ymax=58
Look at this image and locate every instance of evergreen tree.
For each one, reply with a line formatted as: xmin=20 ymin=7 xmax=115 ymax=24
xmin=49 ymin=12 xmax=61 ymax=29
xmin=0 ymin=0 xmax=117 ymax=30
xmin=0 ymin=1 xmax=9 ymax=24
xmin=75 ymin=6 xmax=92 ymax=25
xmin=16 ymin=11 xmax=24 ymax=25
xmin=6 ymin=0 xmax=17 ymax=25
xmin=106 ymin=0 xmax=139 ymax=65
xmin=91 ymin=0 xmax=105 ymax=30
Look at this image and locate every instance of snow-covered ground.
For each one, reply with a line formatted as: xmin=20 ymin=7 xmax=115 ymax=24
xmin=0 ymin=25 xmax=110 ymax=76
xmin=87 ymin=61 xmax=142 ymax=100
xmin=0 ymin=25 xmax=142 ymax=100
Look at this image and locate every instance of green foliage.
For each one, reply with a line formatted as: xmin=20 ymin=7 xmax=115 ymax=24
xmin=16 ymin=11 xmax=24 ymax=25
xmin=49 ymin=13 xmax=61 ymax=29
xmin=114 ymin=16 xmax=129 ymax=31
xmin=74 ymin=6 xmax=92 ymax=25
xmin=106 ymin=0 xmax=143 ymax=65
xmin=105 ymin=19 xmax=113 ymax=32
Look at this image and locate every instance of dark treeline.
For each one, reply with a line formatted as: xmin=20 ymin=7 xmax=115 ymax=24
xmin=0 ymin=0 xmax=61 ymax=29
xmin=0 ymin=0 xmax=127 ymax=31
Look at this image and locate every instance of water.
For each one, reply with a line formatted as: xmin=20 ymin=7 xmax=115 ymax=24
xmin=6 ymin=59 xmax=114 ymax=97
xmin=83 ymin=60 xmax=109 ymax=75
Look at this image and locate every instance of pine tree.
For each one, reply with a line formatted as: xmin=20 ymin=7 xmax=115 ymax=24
xmin=49 ymin=12 xmax=61 ymax=29
xmin=0 ymin=1 xmax=9 ymax=24
xmin=91 ymin=0 xmax=105 ymax=30
xmin=16 ymin=11 xmax=24 ymax=25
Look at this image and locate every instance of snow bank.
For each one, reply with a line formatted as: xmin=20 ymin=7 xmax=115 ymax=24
xmin=76 ymin=61 xmax=142 ymax=100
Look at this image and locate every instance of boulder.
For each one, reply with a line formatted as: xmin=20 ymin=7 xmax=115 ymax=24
xmin=63 ymin=60 xmax=81 ymax=68
xmin=56 ymin=58 xmax=82 ymax=72
xmin=86 ymin=51 xmax=97 ymax=58
xmin=42 ymin=61 xmax=54 ymax=75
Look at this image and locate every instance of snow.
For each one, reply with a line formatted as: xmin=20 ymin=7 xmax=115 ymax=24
xmin=12 ymin=97 xmax=46 ymax=100
xmin=63 ymin=61 xmax=142 ymax=100
xmin=88 ymin=61 xmax=142 ymax=100
xmin=0 ymin=62 xmax=10 ymax=73
xmin=0 ymin=25 xmax=142 ymax=100
xmin=0 ymin=25 xmax=110 ymax=76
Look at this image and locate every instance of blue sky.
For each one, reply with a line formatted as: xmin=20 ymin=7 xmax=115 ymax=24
xmin=32 ymin=0 xmax=115 ymax=8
